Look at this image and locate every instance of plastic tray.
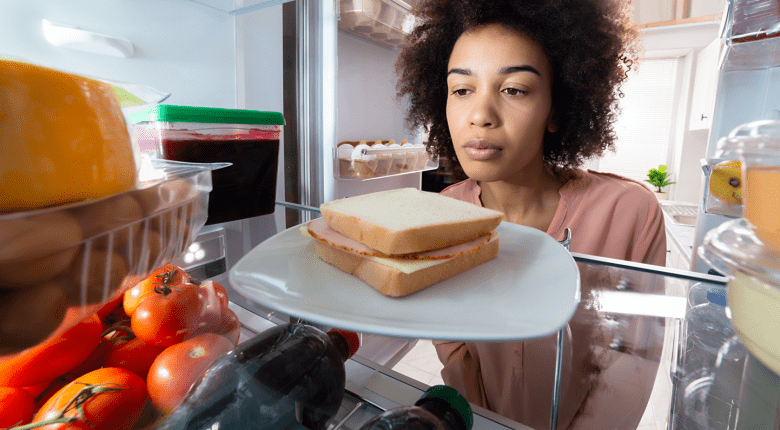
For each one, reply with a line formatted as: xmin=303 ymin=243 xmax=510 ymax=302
xmin=0 ymin=159 xmax=225 ymax=357
xmin=334 ymin=146 xmax=439 ymax=180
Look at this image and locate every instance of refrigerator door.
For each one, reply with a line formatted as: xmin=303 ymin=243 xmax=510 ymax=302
xmin=690 ymin=0 xmax=780 ymax=273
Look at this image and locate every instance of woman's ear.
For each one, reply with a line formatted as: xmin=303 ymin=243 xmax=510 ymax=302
xmin=547 ymin=107 xmax=558 ymax=133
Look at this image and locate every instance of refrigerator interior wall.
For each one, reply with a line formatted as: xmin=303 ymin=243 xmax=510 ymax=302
xmin=0 ymin=0 xmax=237 ymax=109
xmin=335 ymin=29 xmax=424 ymax=199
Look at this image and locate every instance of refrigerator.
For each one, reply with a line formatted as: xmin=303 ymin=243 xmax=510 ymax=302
xmin=690 ymin=0 xmax=780 ymax=274
xmin=0 ymin=0 xmax=425 ymax=364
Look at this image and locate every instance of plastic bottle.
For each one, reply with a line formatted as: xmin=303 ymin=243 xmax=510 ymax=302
xmin=682 ymin=288 xmax=735 ymax=374
xmin=359 ymin=385 xmax=473 ymax=430
xmin=160 ymin=323 xmax=360 ymax=430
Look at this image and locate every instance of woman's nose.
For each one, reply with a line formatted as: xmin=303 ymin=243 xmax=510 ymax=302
xmin=468 ymin=93 xmax=498 ymax=127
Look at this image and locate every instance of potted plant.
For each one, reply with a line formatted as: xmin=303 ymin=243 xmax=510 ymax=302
xmin=645 ymin=165 xmax=676 ymax=200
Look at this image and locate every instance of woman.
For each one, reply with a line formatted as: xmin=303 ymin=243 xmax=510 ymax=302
xmin=396 ymin=0 xmax=667 ymax=428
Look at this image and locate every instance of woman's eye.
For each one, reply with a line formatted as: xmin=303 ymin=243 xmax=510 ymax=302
xmin=451 ymin=88 xmax=471 ymax=96
xmin=502 ymin=87 xmax=527 ymax=96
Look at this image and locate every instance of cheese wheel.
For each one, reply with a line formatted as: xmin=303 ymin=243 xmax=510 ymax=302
xmin=0 ymin=60 xmax=137 ymax=212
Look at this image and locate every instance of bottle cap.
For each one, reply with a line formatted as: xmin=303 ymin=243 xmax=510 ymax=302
xmin=415 ymin=385 xmax=473 ymax=430
xmin=707 ymin=290 xmax=727 ymax=307
xmin=328 ymin=328 xmax=360 ymax=360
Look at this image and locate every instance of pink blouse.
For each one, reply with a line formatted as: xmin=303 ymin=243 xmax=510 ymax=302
xmin=434 ymin=169 xmax=667 ymax=430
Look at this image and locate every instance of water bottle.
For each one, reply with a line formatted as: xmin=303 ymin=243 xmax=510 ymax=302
xmin=359 ymin=385 xmax=473 ymax=430
xmin=160 ymin=323 xmax=360 ymax=430
xmin=682 ymin=288 xmax=735 ymax=375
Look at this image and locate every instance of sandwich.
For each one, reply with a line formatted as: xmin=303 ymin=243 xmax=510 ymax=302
xmin=302 ymin=188 xmax=504 ymax=297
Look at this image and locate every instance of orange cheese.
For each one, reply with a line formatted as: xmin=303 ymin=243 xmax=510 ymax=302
xmin=0 ymin=60 xmax=137 ymax=212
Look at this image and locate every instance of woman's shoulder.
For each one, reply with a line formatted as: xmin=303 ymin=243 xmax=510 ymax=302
xmin=574 ymin=169 xmax=658 ymax=203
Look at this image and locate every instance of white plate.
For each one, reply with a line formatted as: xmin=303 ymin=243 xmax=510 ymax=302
xmin=229 ymin=221 xmax=581 ymax=341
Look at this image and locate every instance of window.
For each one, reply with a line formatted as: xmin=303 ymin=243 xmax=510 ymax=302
xmin=589 ymin=56 xmax=684 ymax=185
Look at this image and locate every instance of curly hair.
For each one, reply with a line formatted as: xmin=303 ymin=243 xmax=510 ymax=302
xmin=396 ymin=0 xmax=640 ymax=181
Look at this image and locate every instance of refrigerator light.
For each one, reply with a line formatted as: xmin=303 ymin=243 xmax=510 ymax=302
xmin=41 ymin=19 xmax=134 ymax=58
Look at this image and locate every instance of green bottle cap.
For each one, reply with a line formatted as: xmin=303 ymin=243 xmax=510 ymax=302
xmin=415 ymin=385 xmax=473 ymax=430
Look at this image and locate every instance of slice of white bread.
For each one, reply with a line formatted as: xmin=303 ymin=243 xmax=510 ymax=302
xmin=312 ymin=232 xmax=499 ymax=297
xmin=319 ymin=188 xmax=504 ymax=255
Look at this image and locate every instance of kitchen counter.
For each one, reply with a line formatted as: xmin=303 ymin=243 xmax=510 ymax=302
xmin=660 ymin=201 xmax=698 ymax=266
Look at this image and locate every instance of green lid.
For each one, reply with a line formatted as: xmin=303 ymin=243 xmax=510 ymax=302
xmin=415 ymin=385 xmax=473 ymax=430
xmin=128 ymin=104 xmax=285 ymax=126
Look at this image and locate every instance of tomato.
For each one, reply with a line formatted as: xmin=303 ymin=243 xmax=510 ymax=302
xmin=218 ymin=308 xmax=241 ymax=347
xmin=0 ymin=387 xmax=35 ymax=427
xmin=0 ymin=314 xmax=102 ymax=387
xmin=123 ymin=264 xmax=188 ymax=315
xmin=199 ymin=280 xmax=229 ymax=309
xmin=23 ymin=372 xmax=79 ymax=411
xmin=103 ymin=338 xmax=166 ymax=379
xmin=131 ymin=283 xmax=202 ymax=347
xmin=147 ymin=333 xmax=234 ymax=414
xmin=34 ymin=367 xmax=147 ymax=430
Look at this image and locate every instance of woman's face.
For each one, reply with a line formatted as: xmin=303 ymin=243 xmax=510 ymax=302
xmin=446 ymin=23 xmax=556 ymax=183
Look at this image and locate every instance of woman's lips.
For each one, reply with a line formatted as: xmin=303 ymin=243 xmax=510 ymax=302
xmin=462 ymin=140 xmax=502 ymax=160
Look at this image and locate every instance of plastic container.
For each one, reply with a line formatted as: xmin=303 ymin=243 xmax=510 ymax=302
xmin=158 ymin=323 xmax=360 ymax=430
xmin=129 ymin=105 xmax=285 ymax=225
xmin=717 ymin=120 xmax=780 ymax=248
xmin=699 ymin=217 xmax=780 ymax=376
xmin=701 ymin=158 xmax=744 ymax=218
xmin=334 ymin=140 xmax=439 ymax=180
xmin=338 ymin=0 xmax=416 ymax=48
xmin=358 ymin=385 xmax=473 ymax=430
xmin=0 ymin=159 xmax=221 ymax=357
xmin=682 ymin=288 xmax=735 ymax=375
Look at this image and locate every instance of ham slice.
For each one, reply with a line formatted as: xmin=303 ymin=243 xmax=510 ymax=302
xmin=306 ymin=218 xmax=494 ymax=260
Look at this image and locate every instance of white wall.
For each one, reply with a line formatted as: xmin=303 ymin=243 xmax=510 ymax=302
xmin=237 ymin=4 xmax=287 ymax=241
xmin=640 ymin=20 xmax=721 ymax=204
xmin=0 ymin=0 xmax=236 ymax=109
xmin=334 ymin=30 xmax=422 ymax=199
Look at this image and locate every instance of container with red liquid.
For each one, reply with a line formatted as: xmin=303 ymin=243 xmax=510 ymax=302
xmin=130 ymin=105 xmax=285 ymax=225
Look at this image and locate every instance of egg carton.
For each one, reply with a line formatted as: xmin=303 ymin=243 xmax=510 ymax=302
xmin=338 ymin=0 xmax=415 ymax=48
xmin=334 ymin=140 xmax=438 ymax=180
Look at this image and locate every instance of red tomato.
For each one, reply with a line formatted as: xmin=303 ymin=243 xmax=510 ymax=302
xmin=131 ymin=283 xmax=202 ymax=347
xmin=0 ymin=314 xmax=103 ymax=387
xmin=103 ymin=338 xmax=166 ymax=379
xmin=33 ymin=367 xmax=147 ymax=430
xmin=147 ymin=333 xmax=234 ymax=414
xmin=123 ymin=264 xmax=189 ymax=315
xmin=199 ymin=280 xmax=229 ymax=309
xmin=219 ymin=308 xmax=241 ymax=346
xmin=23 ymin=373 xmax=79 ymax=411
xmin=0 ymin=387 xmax=35 ymax=427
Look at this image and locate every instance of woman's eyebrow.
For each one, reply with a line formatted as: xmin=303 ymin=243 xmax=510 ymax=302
xmin=501 ymin=65 xmax=541 ymax=76
xmin=447 ymin=65 xmax=541 ymax=77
